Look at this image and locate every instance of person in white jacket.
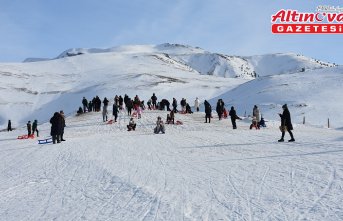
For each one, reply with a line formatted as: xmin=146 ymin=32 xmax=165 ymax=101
xmin=194 ymin=97 xmax=200 ymax=112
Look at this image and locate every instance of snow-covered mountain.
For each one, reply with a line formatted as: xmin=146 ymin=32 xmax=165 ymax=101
xmin=0 ymin=43 xmax=341 ymax=128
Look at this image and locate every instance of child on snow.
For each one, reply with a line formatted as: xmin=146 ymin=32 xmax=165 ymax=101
xmin=166 ymin=111 xmax=175 ymax=124
xmin=154 ymin=116 xmax=165 ymax=134
xmin=127 ymin=118 xmax=136 ymax=131
xmin=249 ymin=116 xmax=259 ymax=130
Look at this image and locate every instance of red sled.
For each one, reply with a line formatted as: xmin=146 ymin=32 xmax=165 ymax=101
xmin=131 ymin=112 xmax=137 ymax=117
xmin=107 ymin=120 xmax=113 ymax=124
xmin=17 ymin=134 xmax=35 ymax=139
xmin=223 ymin=108 xmax=228 ymax=119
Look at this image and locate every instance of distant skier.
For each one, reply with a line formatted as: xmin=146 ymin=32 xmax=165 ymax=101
xmin=127 ymin=118 xmax=136 ymax=131
xmin=154 ymin=116 xmax=165 ymax=134
xmin=194 ymin=97 xmax=200 ymax=112
xmin=204 ymin=100 xmax=212 ymax=123
xmin=229 ymin=106 xmax=241 ymax=129
xmin=278 ymin=104 xmax=295 ymax=142
xmin=7 ymin=120 xmax=12 ymax=132
xmin=32 ymin=119 xmax=39 ymax=137
xmin=27 ymin=121 xmax=32 ymax=136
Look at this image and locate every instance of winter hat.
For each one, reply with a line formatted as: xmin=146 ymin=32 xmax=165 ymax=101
xmin=282 ymin=104 xmax=287 ymax=109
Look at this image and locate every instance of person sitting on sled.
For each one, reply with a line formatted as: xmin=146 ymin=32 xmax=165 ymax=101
xmin=259 ymin=117 xmax=266 ymax=127
xmin=166 ymin=110 xmax=175 ymax=124
xmin=127 ymin=118 xmax=136 ymax=131
xmin=249 ymin=116 xmax=260 ymax=130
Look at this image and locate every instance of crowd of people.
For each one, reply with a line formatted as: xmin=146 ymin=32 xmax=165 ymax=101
xmin=7 ymin=92 xmax=295 ymax=143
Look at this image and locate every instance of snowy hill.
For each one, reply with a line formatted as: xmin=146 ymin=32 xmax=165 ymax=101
xmin=209 ymin=66 xmax=343 ymax=127
xmin=0 ymin=43 xmax=340 ymax=128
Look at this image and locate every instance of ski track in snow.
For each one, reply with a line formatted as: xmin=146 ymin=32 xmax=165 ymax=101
xmin=0 ymin=110 xmax=343 ymax=220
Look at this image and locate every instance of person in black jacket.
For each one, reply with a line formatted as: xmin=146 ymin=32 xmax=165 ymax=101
xmin=7 ymin=120 xmax=12 ymax=132
xmin=113 ymin=103 xmax=119 ymax=122
xmin=278 ymin=104 xmax=295 ymax=142
xmin=50 ymin=112 xmax=63 ymax=144
xmin=216 ymin=99 xmax=224 ymax=120
xmin=82 ymin=97 xmax=88 ymax=113
xmin=32 ymin=120 xmax=39 ymax=137
xmin=151 ymin=93 xmax=157 ymax=109
xmin=27 ymin=121 xmax=32 ymax=136
xmin=229 ymin=106 xmax=241 ymax=129
xmin=172 ymin=98 xmax=178 ymax=113
xmin=59 ymin=110 xmax=66 ymax=141
xmin=204 ymin=100 xmax=212 ymax=123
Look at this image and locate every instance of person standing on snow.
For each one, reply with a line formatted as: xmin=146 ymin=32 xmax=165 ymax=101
xmin=204 ymin=100 xmax=212 ymax=123
xmin=253 ymin=105 xmax=261 ymax=123
xmin=27 ymin=121 xmax=32 ymax=136
xmin=7 ymin=120 xmax=12 ymax=132
xmin=82 ymin=97 xmax=88 ymax=113
xmin=50 ymin=112 xmax=62 ymax=144
xmin=151 ymin=93 xmax=157 ymax=109
xmin=102 ymin=97 xmax=109 ymax=122
xmin=113 ymin=103 xmax=119 ymax=122
xmin=194 ymin=97 xmax=200 ymax=112
xmin=172 ymin=98 xmax=178 ymax=113
xmin=60 ymin=110 xmax=66 ymax=141
xmin=278 ymin=104 xmax=295 ymax=142
xmin=32 ymin=120 xmax=39 ymax=137
xmin=229 ymin=106 xmax=241 ymax=129
xmin=216 ymin=99 xmax=224 ymax=120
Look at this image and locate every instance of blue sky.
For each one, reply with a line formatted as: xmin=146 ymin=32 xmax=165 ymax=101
xmin=0 ymin=0 xmax=342 ymax=64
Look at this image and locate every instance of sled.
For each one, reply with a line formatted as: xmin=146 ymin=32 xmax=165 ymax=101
xmin=38 ymin=137 xmax=53 ymax=144
xmin=17 ymin=134 xmax=35 ymax=139
xmin=176 ymin=120 xmax=183 ymax=125
xmin=107 ymin=119 xmax=113 ymax=124
xmin=223 ymin=108 xmax=228 ymax=119
xmin=131 ymin=112 xmax=137 ymax=117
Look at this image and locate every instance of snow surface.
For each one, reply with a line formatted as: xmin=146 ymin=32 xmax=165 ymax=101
xmin=1 ymin=110 xmax=343 ymax=220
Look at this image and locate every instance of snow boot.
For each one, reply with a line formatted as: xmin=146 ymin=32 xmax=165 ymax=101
xmin=288 ymin=138 xmax=295 ymax=142
xmin=278 ymin=138 xmax=284 ymax=142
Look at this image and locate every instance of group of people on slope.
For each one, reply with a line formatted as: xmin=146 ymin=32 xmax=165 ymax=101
xmin=204 ymin=100 xmax=241 ymax=129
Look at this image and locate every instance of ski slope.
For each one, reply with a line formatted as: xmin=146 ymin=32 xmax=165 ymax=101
xmin=1 ymin=110 xmax=342 ymax=220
